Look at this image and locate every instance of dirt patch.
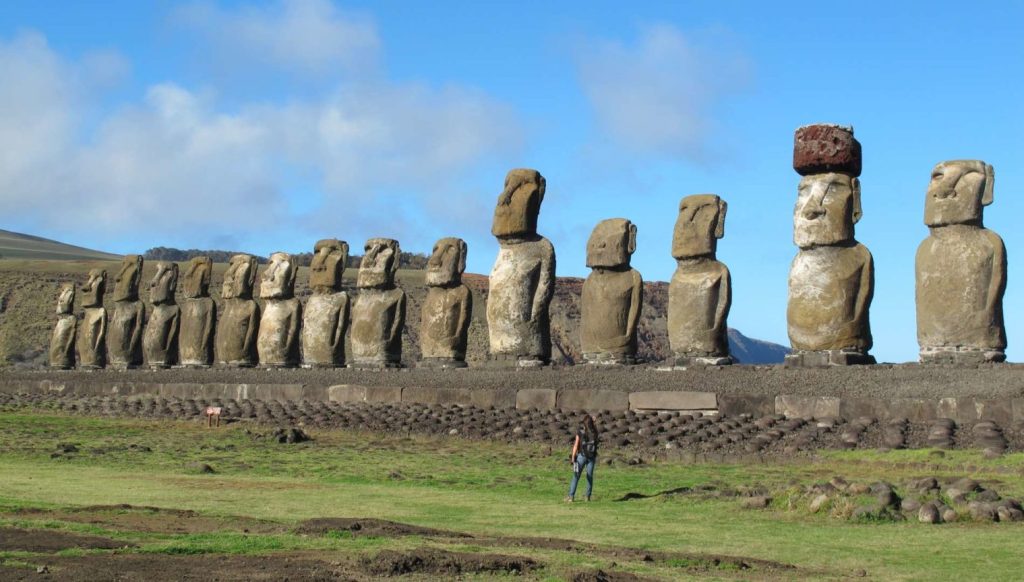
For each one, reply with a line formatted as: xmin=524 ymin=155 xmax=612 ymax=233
xmin=360 ymin=548 xmax=537 ymax=577
xmin=571 ymin=569 xmax=654 ymax=582
xmin=0 ymin=527 xmax=129 ymax=553
xmin=296 ymin=517 xmax=470 ymax=539
xmin=10 ymin=505 xmax=285 ymax=535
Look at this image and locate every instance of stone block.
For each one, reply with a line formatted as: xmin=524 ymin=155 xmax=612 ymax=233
xmin=938 ymin=397 xmax=979 ymax=423
xmin=328 ymin=385 xmax=402 ymax=404
xmin=775 ymin=395 xmax=839 ymax=419
xmin=516 ymin=388 xmax=556 ymax=410
xmin=629 ymin=391 xmax=717 ymax=411
xmin=887 ymin=398 xmax=938 ymax=422
xmin=976 ymin=400 xmax=1014 ymax=425
xmin=718 ymin=394 xmax=773 ymax=417
xmin=556 ymin=389 xmax=629 ymax=412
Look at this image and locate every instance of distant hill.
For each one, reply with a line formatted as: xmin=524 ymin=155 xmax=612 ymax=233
xmin=0 ymin=230 xmax=120 ymax=261
xmin=727 ymin=328 xmax=789 ymax=364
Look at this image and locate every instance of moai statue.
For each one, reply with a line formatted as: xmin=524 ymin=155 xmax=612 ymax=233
xmin=580 ymin=219 xmax=643 ymax=365
xmin=49 ymin=283 xmax=77 ymax=369
xmin=420 ymin=237 xmax=473 ymax=368
xmin=143 ymin=262 xmax=180 ymax=369
xmin=77 ymin=269 xmax=107 ymax=369
xmin=786 ymin=124 xmax=875 ymax=366
xmin=486 ymin=168 xmax=556 ymax=366
xmin=179 ymin=256 xmax=216 ymax=367
xmin=215 ymin=254 xmax=260 ymax=367
xmin=350 ymin=238 xmax=406 ymax=368
xmin=302 ymin=239 xmax=350 ymax=368
xmin=668 ymin=195 xmax=733 ymax=366
xmin=916 ymin=160 xmax=1006 ymax=364
xmin=107 ymin=255 xmax=145 ymax=369
xmin=257 ymin=252 xmax=302 ymax=368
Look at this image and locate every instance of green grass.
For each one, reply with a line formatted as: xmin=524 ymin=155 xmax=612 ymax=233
xmin=0 ymin=411 xmax=1023 ymax=580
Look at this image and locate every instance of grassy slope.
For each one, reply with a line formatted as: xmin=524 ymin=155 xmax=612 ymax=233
xmin=0 ymin=230 xmax=120 ymax=261
xmin=0 ymin=412 xmax=1022 ymax=580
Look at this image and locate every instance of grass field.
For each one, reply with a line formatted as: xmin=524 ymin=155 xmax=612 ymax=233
xmin=0 ymin=410 xmax=1022 ymax=580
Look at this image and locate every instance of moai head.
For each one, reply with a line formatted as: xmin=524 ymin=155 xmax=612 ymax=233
xmin=792 ymin=124 xmax=863 ymax=249
xmin=81 ymin=269 xmax=106 ymax=308
xmin=56 ymin=283 xmax=75 ymax=315
xmin=182 ymin=256 xmax=212 ymax=299
xmin=672 ymin=195 xmax=726 ymax=259
xmin=309 ymin=239 xmax=349 ymax=294
xmin=425 ymin=237 xmax=467 ymax=287
xmin=112 ymin=254 xmax=143 ymax=302
xmin=925 ymin=160 xmax=994 ymax=227
xmin=260 ymin=252 xmax=297 ymax=299
xmin=587 ymin=218 xmax=637 ymax=268
xmin=492 ymin=168 xmax=546 ymax=239
xmin=150 ymin=262 xmax=179 ymax=305
xmin=357 ymin=238 xmax=400 ymax=289
xmin=222 ymin=254 xmax=258 ymax=300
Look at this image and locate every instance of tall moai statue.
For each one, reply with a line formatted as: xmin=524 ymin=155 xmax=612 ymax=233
xmin=916 ymin=160 xmax=1006 ymax=364
xmin=107 ymin=254 xmax=145 ymax=369
xmin=77 ymin=269 xmax=107 ymax=369
xmin=669 ymin=195 xmax=733 ymax=366
xmin=257 ymin=252 xmax=302 ymax=368
xmin=179 ymin=256 xmax=216 ymax=367
xmin=49 ymin=283 xmax=77 ymax=369
xmin=580 ymin=219 xmax=643 ymax=365
xmin=215 ymin=254 xmax=260 ymax=367
xmin=142 ymin=262 xmax=180 ymax=368
xmin=420 ymin=237 xmax=473 ymax=368
xmin=486 ymin=168 xmax=556 ymax=367
xmin=350 ymin=238 xmax=406 ymax=368
xmin=786 ymin=124 xmax=875 ymax=366
xmin=302 ymin=239 xmax=350 ymax=368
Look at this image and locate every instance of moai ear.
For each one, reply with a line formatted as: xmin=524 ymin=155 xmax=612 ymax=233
xmin=457 ymin=240 xmax=468 ymax=274
xmin=627 ymin=223 xmax=638 ymax=254
xmin=850 ymin=178 xmax=863 ymax=224
xmin=982 ymin=164 xmax=995 ymax=206
xmin=338 ymin=242 xmax=350 ymax=270
xmin=390 ymin=243 xmax=401 ymax=276
xmin=286 ymin=258 xmax=297 ymax=289
xmin=715 ymin=199 xmax=728 ymax=239
xmin=536 ymin=174 xmax=547 ymax=204
xmin=246 ymin=257 xmax=259 ymax=288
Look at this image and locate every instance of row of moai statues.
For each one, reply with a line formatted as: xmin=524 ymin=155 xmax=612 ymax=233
xmin=49 ymin=123 xmax=1008 ymax=368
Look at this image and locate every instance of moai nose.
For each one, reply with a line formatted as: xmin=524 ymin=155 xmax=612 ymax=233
xmin=803 ymin=205 xmax=825 ymax=220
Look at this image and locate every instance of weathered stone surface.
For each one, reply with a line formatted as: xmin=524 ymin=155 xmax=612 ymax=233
xmin=143 ymin=262 xmax=180 ymax=369
xmin=351 ymin=239 xmax=406 ymax=368
xmin=488 ymin=169 xmax=555 ymax=366
xmin=107 ymin=255 xmax=145 ymax=369
xmin=327 ymin=384 xmax=402 ymax=404
xmin=179 ymin=257 xmax=216 ymax=368
xmin=420 ymin=237 xmax=472 ymax=367
xmin=916 ymin=160 xmax=1006 ymax=364
xmin=76 ymin=269 xmax=106 ymax=369
xmin=775 ymin=395 xmax=841 ymax=419
xmin=581 ymin=219 xmax=643 ymax=365
xmin=556 ymin=389 xmax=629 ymax=411
xmin=257 ymin=252 xmax=301 ymax=368
xmin=629 ymin=391 xmax=717 ymax=411
xmin=302 ymin=240 xmax=350 ymax=368
xmin=516 ymin=388 xmax=556 ymax=410
xmin=793 ymin=123 xmax=862 ymax=177
xmin=49 ymin=283 xmax=76 ymax=369
xmin=215 ymin=254 xmax=260 ymax=368
xmin=788 ymin=129 xmax=874 ymax=366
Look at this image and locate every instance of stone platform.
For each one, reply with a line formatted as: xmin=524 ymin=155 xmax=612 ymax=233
xmin=3 ymin=364 xmax=1024 ymax=424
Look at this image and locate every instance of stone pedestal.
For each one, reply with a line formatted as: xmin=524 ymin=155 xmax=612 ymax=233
xmin=784 ymin=350 xmax=875 ymax=368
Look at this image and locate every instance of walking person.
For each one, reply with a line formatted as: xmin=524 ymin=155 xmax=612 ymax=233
xmin=566 ymin=413 xmax=599 ymax=502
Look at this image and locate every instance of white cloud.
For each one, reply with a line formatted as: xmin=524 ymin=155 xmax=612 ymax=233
xmin=574 ymin=24 xmax=751 ymax=161
xmin=175 ymin=0 xmax=379 ymax=75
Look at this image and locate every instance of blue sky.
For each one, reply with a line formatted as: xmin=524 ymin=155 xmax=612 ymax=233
xmin=1 ymin=1 xmax=1022 ymax=362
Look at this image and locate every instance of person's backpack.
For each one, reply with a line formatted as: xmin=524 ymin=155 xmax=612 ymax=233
xmin=580 ymin=431 xmax=598 ymax=459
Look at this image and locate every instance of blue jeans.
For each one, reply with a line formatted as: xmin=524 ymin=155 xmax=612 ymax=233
xmin=568 ymin=452 xmax=595 ymax=499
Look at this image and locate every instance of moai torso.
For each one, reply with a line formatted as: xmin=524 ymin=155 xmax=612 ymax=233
xmin=786 ymin=124 xmax=874 ymax=366
xmin=302 ymin=239 xmax=350 ymax=368
xmin=257 ymin=252 xmax=302 ymax=368
xmin=77 ymin=269 xmax=107 ymax=369
xmin=667 ymin=195 xmax=732 ymax=365
xmin=916 ymin=161 xmax=1006 ymax=363
xmin=49 ymin=283 xmax=76 ymax=369
xmin=179 ymin=257 xmax=216 ymax=367
xmin=215 ymin=254 xmax=260 ymax=367
xmin=580 ymin=219 xmax=643 ymax=364
xmin=420 ymin=238 xmax=472 ymax=366
xmin=351 ymin=238 xmax=406 ymax=367
xmin=143 ymin=262 xmax=180 ymax=368
xmin=107 ymin=255 xmax=145 ymax=369
xmin=487 ymin=169 xmax=555 ymax=366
